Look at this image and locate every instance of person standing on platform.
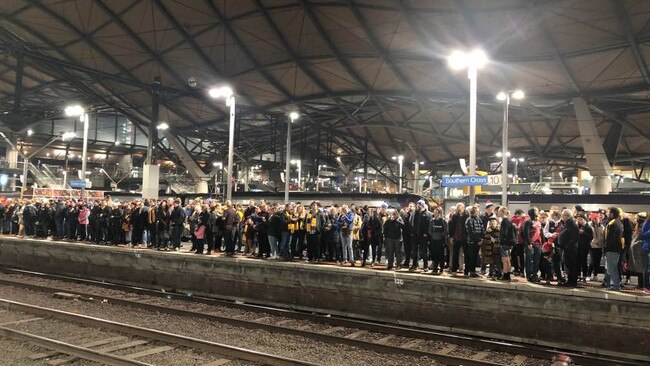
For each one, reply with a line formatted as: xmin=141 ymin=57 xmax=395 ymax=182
xmin=639 ymin=214 xmax=650 ymax=295
xmin=464 ymin=206 xmax=485 ymax=278
xmin=89 ymin=201 xmax=101 ymax=244
xmin=146 ymin=199 xmax=157 ymax=249
xmin=588 ymin=214 xmax=605 ymax=281
xmin=448 ymin=203 xmax=468 ymax=276
xmin=77 ymin=203 xmax=89 ymax=241
xmin=498 ymin=207 xmax=515 ymax=281
xmin=66 ymin=201 xmax=79 ymax=241
xmin=267 ymin=205 xmax=283 ymax=259
xmin=291 ymin=204 xmax=307 ymax=259
xmin=401 ymin=202 xmax=415 ymax=268
xmin=483 ymin=216 xmax=501 ymax=279
xmin=305 ymin=201 xmax=324 ymax=263
xmin=523 ymin=207 xmax=542 ymax=283
xmin=383 ymin=209 xmax=404 ymax=270
xmin=255 ymin=203 xmax=270 ymax=258
xmin=576 ymin=214 xmax=594 ymax=283
xmin=559 ymin=209 xmax=580 ymax=287
xmin=409 ymin=199 xmax=432 ymax=271
xmin=223 ymin=201 xmax=239 ymax=257
xmin=370 ymin=204 xmax=386 ymax=266
xmin=170 ymin=198 xmax=185 ymax=251
xmin=428 ymin=207 xmax=448 ymax=274
xmin=340 ymin=204 xmax=355 ymax=266
xmin=603 ymin=207 xmax=624 ymax=291
xmin=281 ymin=203 xmax=294 ymax=260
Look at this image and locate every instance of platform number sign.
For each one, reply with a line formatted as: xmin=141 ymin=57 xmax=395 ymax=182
xmin=394 ymin=278 xmax=404 ymax=286
xmin=486 ymin=174 xmax=502 ymax=186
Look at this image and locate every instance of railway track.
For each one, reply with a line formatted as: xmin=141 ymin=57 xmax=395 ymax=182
xmin=0 ymin=298 xmax=314 ymax=365
xmin=0 ymin=267 xmax=645 ymax=366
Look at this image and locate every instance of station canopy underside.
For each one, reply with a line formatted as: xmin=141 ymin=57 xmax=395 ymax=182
xmin=0 ymin=0 xmax=649 ymax=171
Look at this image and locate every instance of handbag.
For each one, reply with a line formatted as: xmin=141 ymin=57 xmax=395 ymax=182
xmin=194 ymin=225 xmax=206 ymax=240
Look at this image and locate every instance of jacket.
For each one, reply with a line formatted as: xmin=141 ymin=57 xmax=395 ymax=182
xmin=428 ymin=217 xmax=448 ymax=241
xmin=578 ymin=223 xmax=594 ymax=251
xmin=305 ymin=209 xmax=324 ymax=235
xmin=383 ymin=217 xmax=404 ymax=240
xmin=268 ymin=212 xmax=284 ymax=237
xmin=604 ymin=218 xmax=624 ymax=253
xmin=559 ymin=217 xmax=579 ymax=251
xmin=170 ymin=206 xmax=185 ymax=226
xmin=591 ymin=223 xmax=605 ymax=249
xmin=409 ymin=209 xmax=432 ymax=238
xmin=499 ymin=217 xmax=516 ymax=247
xmin=640 ymin=220 xmax=650 ymax=253
xmin=449 ymin=212 xmax=469 ymax=241
xmin=465 ymin=216 xmax=485 ymax=243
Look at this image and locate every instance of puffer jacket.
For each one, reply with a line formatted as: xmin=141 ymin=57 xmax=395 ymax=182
xmin=640 ymin=220 xmax=650 ymax=253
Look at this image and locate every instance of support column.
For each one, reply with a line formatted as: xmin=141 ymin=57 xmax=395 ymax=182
xmin=6 ymin=147 xmax=18 ymax=169
xmin=142 ymin=77 xmax=161 ymax=200
xmin=414 ymin=158 xmax=420 ymax=195
xmin=195 ymin=180 xmax=208 ymax=193
xmin=572 ymin=97 xmax=613 ymax=194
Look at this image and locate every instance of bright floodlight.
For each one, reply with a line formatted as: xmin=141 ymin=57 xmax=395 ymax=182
xmin=208 ymin=86 xmax=234 ymax=99
xmin=212 ymin=162 xmax=221 ymax=167
xmin=64 ymin=105 xmax=85 ymax=117
xmin=496 ymin=151 xmax=511 ymax=157
xmin=27 ymin=129 xmax=33 ymax=136
xmin=512 ymin=90 xmax=525 ymax=100
xmin=448 ymin=49 xmax=488 ymax=71
xmin=496 ymin=92 xmax=507 ymax=101
xmin=289 ymin=111 xmax=300 ymax=121
xmin=157 ymin=122 xmax=169 ymax=130
xmin=61 ymin=131 xmax=77 ymax=141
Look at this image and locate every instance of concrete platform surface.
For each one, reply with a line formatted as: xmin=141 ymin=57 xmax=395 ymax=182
xmin=0 ymin=236 xmax=648 ymax=359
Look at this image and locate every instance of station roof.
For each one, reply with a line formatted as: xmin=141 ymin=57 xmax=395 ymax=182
xmin=0 ymin=0 xmax=649 ymax=171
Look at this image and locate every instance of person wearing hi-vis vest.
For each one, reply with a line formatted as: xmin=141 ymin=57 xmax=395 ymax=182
xmin=306 ymin=201 xmax=324 ymax=262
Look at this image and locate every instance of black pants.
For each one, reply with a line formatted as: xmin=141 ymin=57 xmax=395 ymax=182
xmin=371 ymin=233 xmax=382 ymax=263
xmin=451 ymin=239 xmax=467 ymax=272
xmin=258 ymin=233 xmax=270 ymax=257
xmin=466 ymin=241 xmax=479 ymax=275
xmin=577 ymin=244 xmax=590 ymax=278
xmin=148 ymin=224 xmax=157 ymax=247
xmin=564 ymin=248 xmax=578 ymax=286
xmin=291 ymin=230 xmax=306 ymax=258
xmin=360 ymin=236 xmax=370 ymax=263
xmin=511 ymin=243 xmax=525 ymax=273
xmin=78 ymin=224 xmax=87 ymax=241
xmin=67 ymin=222 xmax=77 ymax=240
xmin=402 ymin=236 xmax=412 ymax=266
xmin=306 ymin=233 xmax=320 ymax=260
xmin=224 ymin=228 xmax=236 ymax=254
xmin=325 ymin=236 xmax=337 ymax=261
xmin=171 ymin=225 xmax=182 ymax=249
xmin=588 ymin=248 xmax=603 ymax=277
xmin=410 ymin=236 xmax=429 ymax=268
xmin=132 ymin=226 xmax=143 ymax=244
xmin=430 ymin=239 xmax=446 ymax=272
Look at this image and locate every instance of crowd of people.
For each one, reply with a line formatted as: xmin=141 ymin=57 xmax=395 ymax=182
xmin=0 ymin=196 xmax=649 ymax=294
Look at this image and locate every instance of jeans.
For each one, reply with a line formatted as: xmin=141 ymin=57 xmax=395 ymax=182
xmin=384 ymin=238 xmax=402 ymax=268
xmin=451 ymin=239 xmax=466 ymax=272
xmin=340 ymin=234 xmax=354 ymax=262
xmin=525 ymin=245 xmax=541 ymax=280
xmin=280 ymin=232 xmax=291 ymax=259
xmin=268 ymin=235 xmax=279 ymax=258
xmin=604 ymin=251 xmax=622 ymax=290
xmin=643 ymin=252 xmax=650 ymax=290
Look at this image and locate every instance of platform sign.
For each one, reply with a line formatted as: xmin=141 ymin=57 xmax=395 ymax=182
xmin=69 ymin=180 xmax=86 ymax=189
xmin=442 ymin=175 xmax=488 ymax=187
xmin=486 ymin=174 xmax=503 ymax=186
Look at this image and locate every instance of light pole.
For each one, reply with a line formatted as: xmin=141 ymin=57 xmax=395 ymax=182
xmin=290 ymin=159 xmax=302 ymax=191
xmin=496 ymin=90 xmax=524 ymax=205
xmin=284 ymin=112 xmax=299 ymax=203
xmin=512 ymin=157 xmax=525 ymax=183
xmin=208 ymin=86 xmax=236 ymax=202
xmin=391 ymin=155 xmax=404 ymax=193
xmin=65 ymin=105 xmax=89 ymax=198
xmin=448 ymin=49 xmax=488 ymax=205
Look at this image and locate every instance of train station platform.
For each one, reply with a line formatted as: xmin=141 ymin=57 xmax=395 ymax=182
xmin=0 ymin=236 xmax=647 ymax=360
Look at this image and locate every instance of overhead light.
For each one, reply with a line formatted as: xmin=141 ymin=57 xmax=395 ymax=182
xmin=64 ymin=105 xmax=85 ymax=117
xmin=115 ymin=140 xmax=121 ymax=146
xmin=512 ymin=90 xmax=525 ymax=100
xmin=289 ymin=111 xmax=300 ymax=121
xmin=46 ymin=152 xmax=50 ymax=157
xmin=496 ymin=151 xmax=511 ymax=157
xmin=61 ymin=131 xmax=77 ymax=141
xmin=157 ymin=122 xmax=169 ymax=130
xmin=448 ymin=49 xmax=488 ymax=71
xmin=496 ymin=92 xmax=507 ymax=101
xmin=208 ymin=86 xmax=234 ymax=99
xmin=27 ymin=129 xmax=33 ymax=136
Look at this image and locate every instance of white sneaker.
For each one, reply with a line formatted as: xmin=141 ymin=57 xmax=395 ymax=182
xmin=174 ymin=248 xmax=180 ymax=252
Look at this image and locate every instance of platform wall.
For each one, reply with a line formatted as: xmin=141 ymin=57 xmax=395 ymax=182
xmin=0 ymin=238 xmax=648 ymax=358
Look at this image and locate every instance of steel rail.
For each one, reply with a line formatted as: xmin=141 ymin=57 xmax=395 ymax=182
xmin=0 ymin=297 xmax=316 ymax=366
xmin=0 ymin=269 xmax=645 ymax=366
xmin=0 ymin=325 xmax=152 ymax=366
